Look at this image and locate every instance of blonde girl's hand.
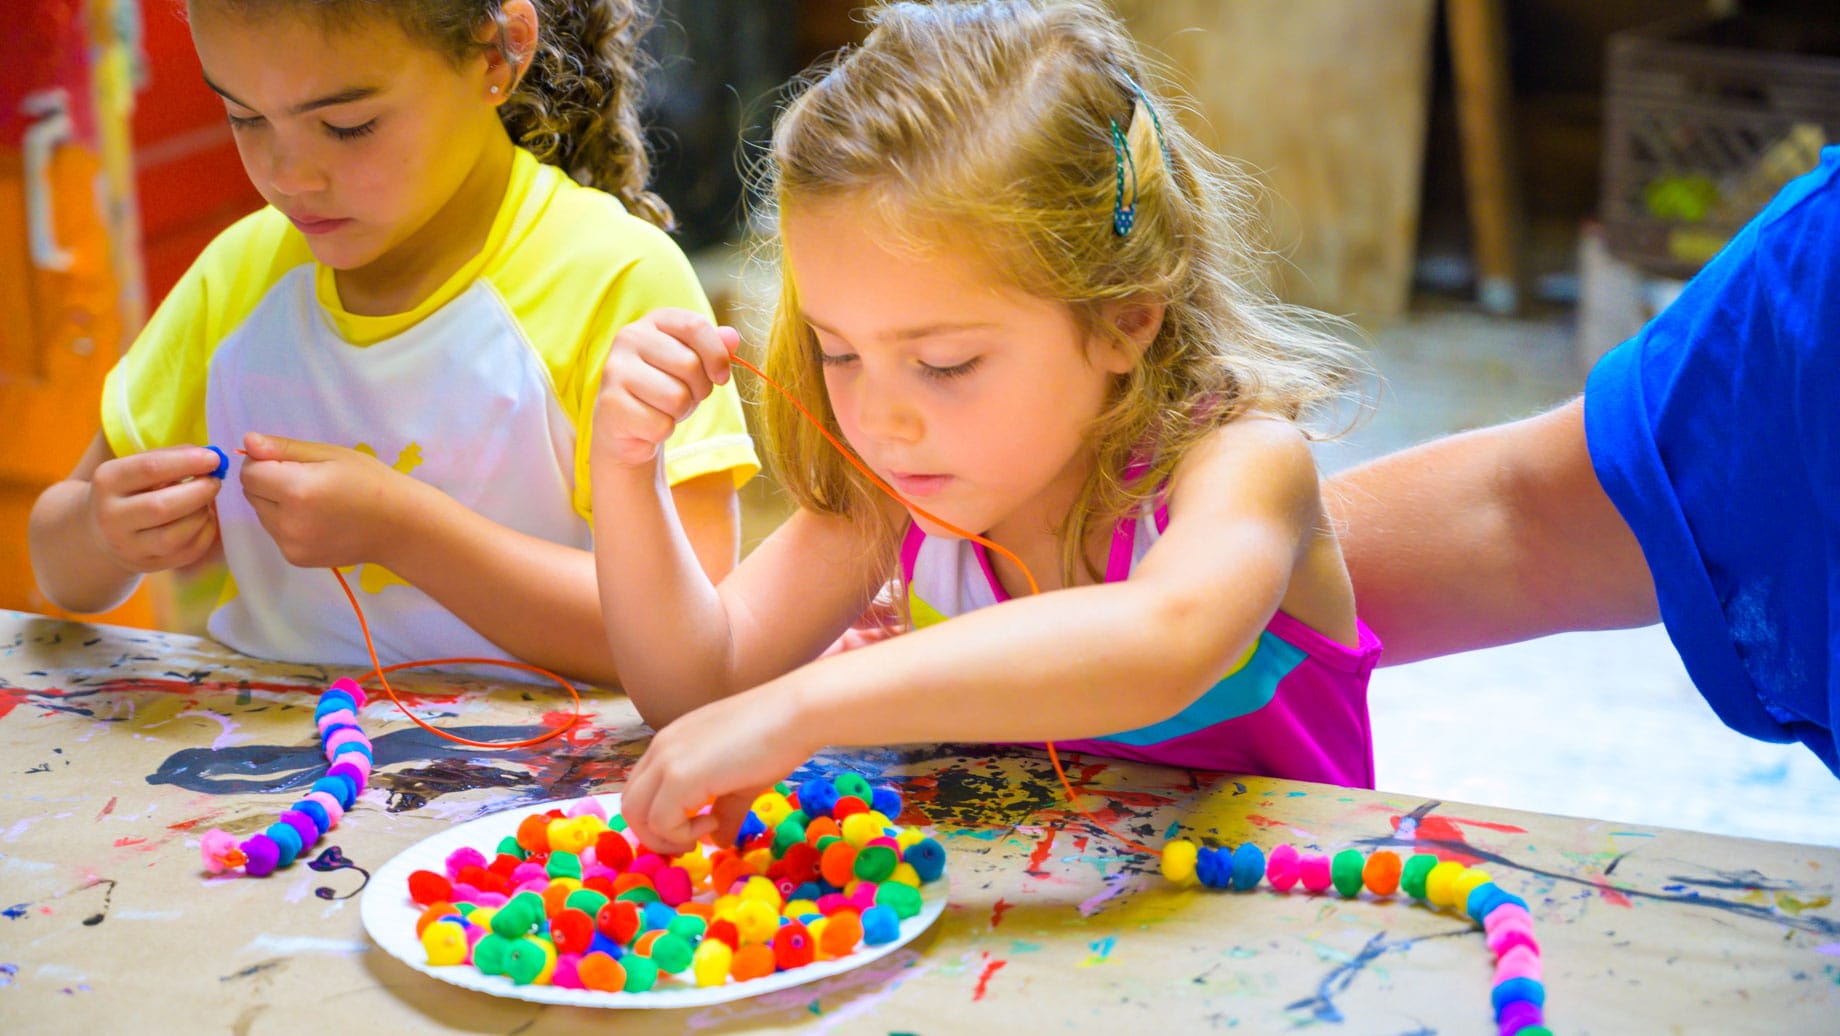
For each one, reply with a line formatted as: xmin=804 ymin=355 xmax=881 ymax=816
xmin=238 ymin=432 xmax=417 ymax=569
xmin=620 ymin=687 xmax=818 ymax=856
xmin=594 ymin=308 xmax=738 ymax=469
xmin=84 ymin=445 xmax=225 ymax=574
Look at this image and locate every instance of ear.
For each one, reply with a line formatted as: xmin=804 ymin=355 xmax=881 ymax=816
xmin=1094 ymin=297 xmax=1165 ymax=374
xmin=479 ymin=0 xmax=539 ymax=103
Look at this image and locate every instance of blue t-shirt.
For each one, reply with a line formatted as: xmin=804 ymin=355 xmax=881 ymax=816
xmin=1584 ymin=147 xmax=1839 ymax=777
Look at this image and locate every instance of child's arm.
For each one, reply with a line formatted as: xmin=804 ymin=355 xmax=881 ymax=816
xmin=236 ymin=431 xmax=740 ymax=685
xmin=622 ymin=417 xmax=1340 ymax=851
xmin=592 ymin=309 xmax=892 ymax=727
xmin=1324 ymin=397 xmax=1659 ymax=664
xmin=28 ymin=431 xmax=224 ymax=613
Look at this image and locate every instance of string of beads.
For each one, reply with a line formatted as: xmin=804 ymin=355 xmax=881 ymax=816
xmin=1162 ymin=840 xmax=1552 ymax=1036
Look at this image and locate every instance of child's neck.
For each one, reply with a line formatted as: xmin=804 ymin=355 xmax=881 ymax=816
xmin=333 ymin=135 xmax=515 ymax=317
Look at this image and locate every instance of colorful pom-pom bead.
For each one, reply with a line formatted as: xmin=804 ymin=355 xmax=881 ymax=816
xmin=692 ymin=939 xmax=732 ymax=987
xmin=1230 ymin=843 xmax=1265 ymax=891
xmin=422 ymin=919 xmax=469 ymax=965
xmin=1330 ymin=849 xmax=1366 ymax=897
xmin=1399 ymin=853 xmax=1439 ymax=900
xmin=241 ymin=834 xmax=281 ymax=877
xmin=621 ymin=953 xmax=659 ymax=992
xmin=201 ymin=829 xmax=243 ymax=873
xmin=1265 ymin=844 xmax=1300 ymax=891
xmin=870 ymin=786 xmax=903 ymax=819
xmin=1491 ymin=976 xmax=1546 ymax=1014
xmin=861 ymin=904 xmax=900 ymax=945
xmin=904 ymin=837 xmax=946 ymax=883
xmin=1298 ymin=851 xmax=1333 ymax=893
xmin=1424 ymin=860 xmax=1466 ymax=909
xmin=1195 ymin=846 xmax=1230 ymax=888
xmin=1362 ymin=850 xmax=1402 ymax=896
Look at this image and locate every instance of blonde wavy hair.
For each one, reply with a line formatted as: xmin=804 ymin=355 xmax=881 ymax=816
xmin=754 ymin=0 xmax=1366 ymax=585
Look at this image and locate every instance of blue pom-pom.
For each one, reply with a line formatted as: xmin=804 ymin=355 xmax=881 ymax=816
xmin=331 ymin=740 xmax=374 ymax=761
xmin=205 ymin=445 xmax=230 ymax=480
xmin=798 ymin=779 xmax=839 ymax=819
xmin=641 ymin=901 xmax=677 ymax=932
xmin=588 ymin=932 xmax=624 ymax=959
xmin=1230 ymin=843 xmax=1265 ymax=891
xmin=861 ymin=905 xmax=901 ymax=945
xmin=734 ymin=810 xmax=767 ymax=846
xmin=869 ymin=786 xmax=903 ymax=819
xmin=295 ymin=799 xmax=331 ymax=833
xmin=792 ymin=881 xmax=826 ymax=903
xmin=265 ymin=822 xmax=303 ymax=867
xmin=1195 ymin=846 xmax=1229 ymax=888
xmin=903 ymin=838 xmax=946 ymax=883
xmin=1490 ymin=976 xmax=1545 ymax=1015
xmin=312 ymin=775 xmax=357 ymax=809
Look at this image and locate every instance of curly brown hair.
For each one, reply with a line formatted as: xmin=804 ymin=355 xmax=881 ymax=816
xmin=190 ymin=0 xmax=672 ymax=229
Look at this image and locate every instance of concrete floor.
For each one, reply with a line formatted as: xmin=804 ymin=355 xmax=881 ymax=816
xmin=734 ymin=300 xmax=1838 ymax=848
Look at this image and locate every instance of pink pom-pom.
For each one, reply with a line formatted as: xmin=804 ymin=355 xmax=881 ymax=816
xmin=1298 ymin=851 xmax=1333 ymax=893
xmin=1486 ymin=924 xmax=1540 ymax=959
xmin=510 ymin=862 xmax=549 ymax=886
xmin=1484 ymin=903 xmax=1531 ymax=936
xmin=565 ymin=799 xmax=608 ymax=822
xmin=445 ymin=846 xmax=489 ymax=880
xmin=1494 ymin=944 xmax=1541 ymax=983
xmin=328 ymin=677 xmax=368 ymax=709
xmin=304 ymin=791 xmax=344 ymax=827
xmin=201 ymin=829 xmax=243 ymax=873
xmin=550 ymin=953 xmax=585 ymax=989
xmin=316 ymin=709 xmax=357 ymax=735
xmin=1266 ymin=844 xmax=1301 ymax=891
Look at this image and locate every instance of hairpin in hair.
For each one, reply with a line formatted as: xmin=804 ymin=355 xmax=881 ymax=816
xmin=1110 ymin=118 xmax=1137 ymax=236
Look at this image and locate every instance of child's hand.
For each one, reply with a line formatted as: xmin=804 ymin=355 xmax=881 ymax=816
xmin=84 ymin=446 xmax=224 ymax=574
xmin=595 ymin=308 xmax=738 ymax=468
xmin=621 ymin=687 xmax=818 ymax=856
xmin=238 ymin=432 xmax=415 ymax=569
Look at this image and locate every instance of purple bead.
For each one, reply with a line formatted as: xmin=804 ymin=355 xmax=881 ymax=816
xmin=241 ymin=834 xmax=281 ymax=877
xmin=280 ymin=808 xmax=321 ymax=847
xmin=1497 ymin=999 xmax=1543 ymax=1036
xmin=327 ymin=760 xmax=367 ymax=793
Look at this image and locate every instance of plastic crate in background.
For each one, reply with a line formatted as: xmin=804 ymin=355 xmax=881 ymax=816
xmin=1601 ymin=14 xmax=1840 ymax=278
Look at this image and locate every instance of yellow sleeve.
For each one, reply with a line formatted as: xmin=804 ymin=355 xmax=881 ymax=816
xmin=101 ymin=209 xmax=307 ymax=456
xmin=505 ymin=181 xmax=758 ymax=519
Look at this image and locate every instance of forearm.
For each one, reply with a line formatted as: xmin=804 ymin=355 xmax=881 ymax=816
xmin=790 ymin=579 xmax=1264 ymax=748
xmin=1327 ymin=399 xmax=1657 ymax=663
xmin=592 ymin=460 xmax=744 ymax=721
xmin=27 ymin=481 xmax=141 ymax=613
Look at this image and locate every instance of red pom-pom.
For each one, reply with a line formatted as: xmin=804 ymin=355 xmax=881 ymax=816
xmin=595 ymin=831 xmax=634 ymax=873
xmin=407 ymin=869 xmax=454 ymax=906
xmin=773 ymin=920 xmax=815 ymax=970
xmin=550 ymin=907 xmax=596 ymax=955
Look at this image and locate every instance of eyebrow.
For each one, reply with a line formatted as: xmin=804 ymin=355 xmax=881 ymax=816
xmin=802 ymin=313 xmax=999 ymax=343
xmin=202 ymin=75 xmax=380 ymax=116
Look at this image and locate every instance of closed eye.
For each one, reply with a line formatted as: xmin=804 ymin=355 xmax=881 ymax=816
xmin=325 ymin=119 xmax=377 ymax=141
xmin=226 ymin=113 xmax=264 ymax=131
xmin=921 ymin=357 xmax=980 ymax=380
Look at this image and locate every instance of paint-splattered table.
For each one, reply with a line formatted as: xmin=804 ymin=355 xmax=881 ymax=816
xmin=3 ymin=610 xmax=1836 ymax=1033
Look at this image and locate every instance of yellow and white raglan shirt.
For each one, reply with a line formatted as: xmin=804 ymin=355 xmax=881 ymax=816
xmin=102 ymin=148 xmax=757 ymax=670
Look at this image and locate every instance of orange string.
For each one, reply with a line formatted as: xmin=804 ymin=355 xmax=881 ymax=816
xmin=728 ymin=353 xmax=1158 ymax=856
xmin=330 ymin=566 xmax=580 ymax=749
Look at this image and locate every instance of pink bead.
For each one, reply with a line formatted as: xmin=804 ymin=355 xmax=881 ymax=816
xmin=550 ymin=953 xmax=584 ymax=989
xmin=316 ymin=709 xmax=356 ymax=735
xmin=581 ymin=864 xmax=617 ymax=883
xmin=200 ymin=829 xmax=240 ymax=873
xmin=338 ymin=754 xmax=373 ymax=782
xmin=510 ymin=862 xmax=549 ymax=886
xmin=1494 ymin=944 xmax=1541 ymax=983
xmin=629 ymin=853 xmax=665 ymax=878
xmin=566 ymin=799 xmax=608 ymax=822
xmin=1484 ymin=903 xmax=1531 ymax=936
xmin=816 ymin=893 xmax=850 ymax=915
xmin=449 ymin=882 xmax=485 ymax=904
xmin=471 ymin=891 xmax=509 ymax=908
xmin=304 ymin=791 xmax=344 ymax=826
xmin=328 ymin=677 xmax=368 ymax=708
xmin=654 ymin=867 xmax=693 ymax=907
xmin=1487 ymin=925 xmax=1540 ymax=959
xmin=1266 ymin=844 xmax=1301 ymax=891
xmin=514 ymin=878 xmax=550 ymax=895
xmin=444 ymin=847 xmax=488 ymax=880
xmin=849 ymin=881 xmax=879 ymax=908
xmin=325 ymin=728 xmax=369 ymax=756
xmin=1298 ymin=851 xmax=1333 ymax=893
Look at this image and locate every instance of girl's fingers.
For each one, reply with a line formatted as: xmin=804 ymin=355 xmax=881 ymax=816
xmin=644 ymin=308 xmax=732 ymax=387
xmin=99 ymin=445 xmax=222 ymax=497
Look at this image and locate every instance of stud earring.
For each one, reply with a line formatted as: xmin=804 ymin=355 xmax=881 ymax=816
xmin=490 ymin=85 xmax=501 ymax=96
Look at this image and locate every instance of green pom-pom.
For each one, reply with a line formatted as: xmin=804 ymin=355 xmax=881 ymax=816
xmin=1330 ymin=850 xmax=1366 ymax=898
xmin=1400 ymin=853 xmax=1440 ymax=901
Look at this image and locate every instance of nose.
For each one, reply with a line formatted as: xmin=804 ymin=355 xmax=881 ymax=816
xmin=257 ymin=135 xmax=328 ymax=198
xmin=848 ymin=370 xmax=923 ymax=447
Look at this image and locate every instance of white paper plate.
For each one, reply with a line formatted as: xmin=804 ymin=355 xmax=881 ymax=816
xmin=361 ymin=792 xmax=947 ymax=1008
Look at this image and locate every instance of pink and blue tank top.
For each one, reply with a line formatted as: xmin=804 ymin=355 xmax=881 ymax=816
xmin=900 ymin=501 xmax=1383 ymax=787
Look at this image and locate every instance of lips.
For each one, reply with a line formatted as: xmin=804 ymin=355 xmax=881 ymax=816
xmin=288 ymin=213 xmax=352 ymax=235
xmin=886 ymin=472 xmax=950 ymax=496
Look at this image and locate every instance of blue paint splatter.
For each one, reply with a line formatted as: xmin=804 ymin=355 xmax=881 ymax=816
xmin=0 ymin=964 xmax=17 ymax=987
xmin=2 ymin=904 xmax=28 ymax=920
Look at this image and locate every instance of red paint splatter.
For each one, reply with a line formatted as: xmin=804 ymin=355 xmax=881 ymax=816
xmin=990 ymin=899 xmax=1012 ymax=928
xmin=972 ymin=953 xmax=1007 ymax=1001
xmin=167 ymin=810 xmax=225 ymax=833
xmin=112 ymin=837 xmax=146 ymax=849
xmin=1594 ymin=880 xmax=1632 ymax=908
xmin=95 ymin=797 xmax=118 ymax=820
xmin=1390 ymin=812 xmax=1530 ymax=866
xmin=1026 ymin=829 xmax=1056 ymax=873
xmin=1244 ymin=814 xmax=1288 ymax=829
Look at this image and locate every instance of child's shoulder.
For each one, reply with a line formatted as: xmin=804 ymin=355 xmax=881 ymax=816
xmin=1171 ymin=413 xmax=1321 ymax=506
xmin=518 ymin=162 xmax=691 ymax=273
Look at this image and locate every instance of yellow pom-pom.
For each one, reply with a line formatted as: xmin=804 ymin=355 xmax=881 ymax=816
xmin=889 ymin=862 xmax=922 ymax=888
xmin=1161 ymin=839 xmax=1199 ymax=885
xmin=421 ymin=919 xmax=468 ymax=965
xmin=739 ymin=875 xmax=782 ymax=910
xmin=1454 ymin=867 xmax=1493 ymax=906
xmin=1424 ymin=860 xmax=1466 ymax=909
xmin=783 ymin=898 xmax=819 ymax=919
xmin=549 ymin=816 xmax=599 ymax=855
xmin=841 ymin=812 xmax=883 ymax=848
xmin=742 ymin=847 xmax=773 ymax=874
xmin=692 ymin=938 xmax=732 ymax=987
xmin=751 ymin=791 xmax=794 ymax=829
xmin=674 ymin=849 xmax=713 ymax=885
xmin=895 ymin=827 xmax=924 ymax=852
xmin=734 ymin=898 xmax=778 ymax=945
